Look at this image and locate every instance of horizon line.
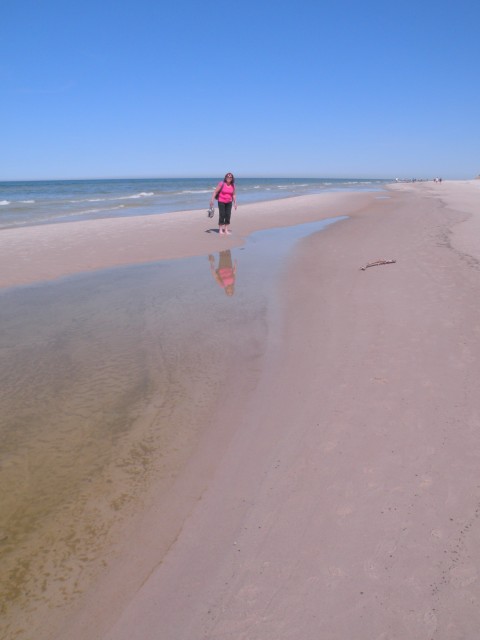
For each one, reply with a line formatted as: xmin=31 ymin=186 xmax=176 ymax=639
xmin=2 ymin=174 xmax=410 ymax=183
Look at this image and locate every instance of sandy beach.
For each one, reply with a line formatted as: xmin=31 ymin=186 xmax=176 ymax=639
xmin=2 ymin=180 xmax=480 ymax=640
xmin=0 ymin=190 xmax=375 ymax=289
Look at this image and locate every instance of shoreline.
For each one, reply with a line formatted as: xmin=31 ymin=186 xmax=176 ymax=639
xmin=0 ymin=177 xmax=389 ymax=233
xmin=0 ymin=190 xmax=381 ymax=290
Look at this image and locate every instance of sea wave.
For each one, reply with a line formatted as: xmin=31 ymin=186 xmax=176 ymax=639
xmin=70 ymin=197 xmax=109 ymax=203
xmin=118 ymin=192 xmax=155 ymax=200
xmin=180 ymin=189 xmax=212 ymax=194
xmin=70 ymin=192 xmax=155 ymax=204
xmin=0 ymin=200 xmax=10 ymax=205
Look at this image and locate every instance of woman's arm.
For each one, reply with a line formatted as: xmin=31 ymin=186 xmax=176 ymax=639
xmin=210 ymin=183 xmax=221 ymax=206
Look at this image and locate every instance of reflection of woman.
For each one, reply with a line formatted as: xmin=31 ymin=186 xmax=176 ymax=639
xmin=209 ymin=173 xmax=237 ymax=235
xmin=209 ymin=250 xmax=237 ymax=296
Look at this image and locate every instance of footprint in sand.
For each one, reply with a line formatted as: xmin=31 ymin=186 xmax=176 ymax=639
xmin=424 ymin=610 xmax=438 ymax=634
xmin=235 ymin=583 xmax=261 ymax=606
xmin=336 ymin=505 xmax=353 ymax=517
xmin=376 ymin=538 xmax=398 ymax=557
xmin=419 ymin=474 xmax=433 ymax=488
xmin=363 ymin=560 xmax=380 ymax=580
xmin=450 ymin=565 xmax=478 ymax=588
xmin=322 ymin=441 xmax=337 ymax=453
xmin=364 ymin=539 xmax=397 ymax=580
xmin=363 ymin=466 xmax=375 ymax=475
xmin=327 ymin=566 xmax=346 ymax=578
xmin=403 ymin=609 xmax=438 ymax=637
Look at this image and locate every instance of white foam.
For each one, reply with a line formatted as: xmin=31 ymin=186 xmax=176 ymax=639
xmin=69 ymin=197 xmax=108 ymax=203
xmin=180 ymin=189 xmax=211 ymax=194
xmin=0 ymin=200 xmax=10 ymax=205
xmin=120 ymin=192 xmax=155 ymax=200
xmin=71 ymin=192 xmax=155 ymax=204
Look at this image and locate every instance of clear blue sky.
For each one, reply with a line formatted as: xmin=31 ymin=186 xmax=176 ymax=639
xmin=2 ymin=0 xmax=479 ymax=180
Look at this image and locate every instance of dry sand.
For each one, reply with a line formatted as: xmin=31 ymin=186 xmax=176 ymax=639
xmin=4 ymin=181 xmax=480 ymax=639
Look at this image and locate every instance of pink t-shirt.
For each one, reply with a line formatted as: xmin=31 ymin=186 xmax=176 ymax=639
xmin=217 ymin=267 xmax=235 ymax=287
xmin=217 ymin=182 xmax=235 ymax=203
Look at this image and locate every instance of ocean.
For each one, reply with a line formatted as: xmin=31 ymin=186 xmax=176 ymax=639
xmin=0 ymin=177 xmax=390 ymax=230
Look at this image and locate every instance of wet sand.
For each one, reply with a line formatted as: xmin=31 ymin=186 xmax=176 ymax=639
xmin=3 ymin=181 xmax=480 ymax=639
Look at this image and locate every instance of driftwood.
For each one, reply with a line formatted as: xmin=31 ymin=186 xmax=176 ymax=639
xmin=360 ymin=259 xmax=396 ymax=271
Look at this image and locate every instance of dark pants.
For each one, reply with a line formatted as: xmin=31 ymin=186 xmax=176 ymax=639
xmin=218 ymin=201 xmax=233 ymax=226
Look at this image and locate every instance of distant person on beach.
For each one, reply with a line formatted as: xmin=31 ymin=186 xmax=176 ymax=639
xmin=210 ymin=173 xmax=237 ymax=235
xmin=208 ymin=250 xmax=237 ymax=296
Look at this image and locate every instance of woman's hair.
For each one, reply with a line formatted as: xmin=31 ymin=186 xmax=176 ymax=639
xmin=224 ymin=172 xmax=235 ymax=184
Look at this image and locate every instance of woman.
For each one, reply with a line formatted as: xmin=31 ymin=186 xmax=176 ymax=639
xmin=210 ymin=172 xmax=237 ymax=235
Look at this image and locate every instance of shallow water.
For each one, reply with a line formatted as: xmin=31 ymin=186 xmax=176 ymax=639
xmin=0 ymin=217 xmax=343 ymax=638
